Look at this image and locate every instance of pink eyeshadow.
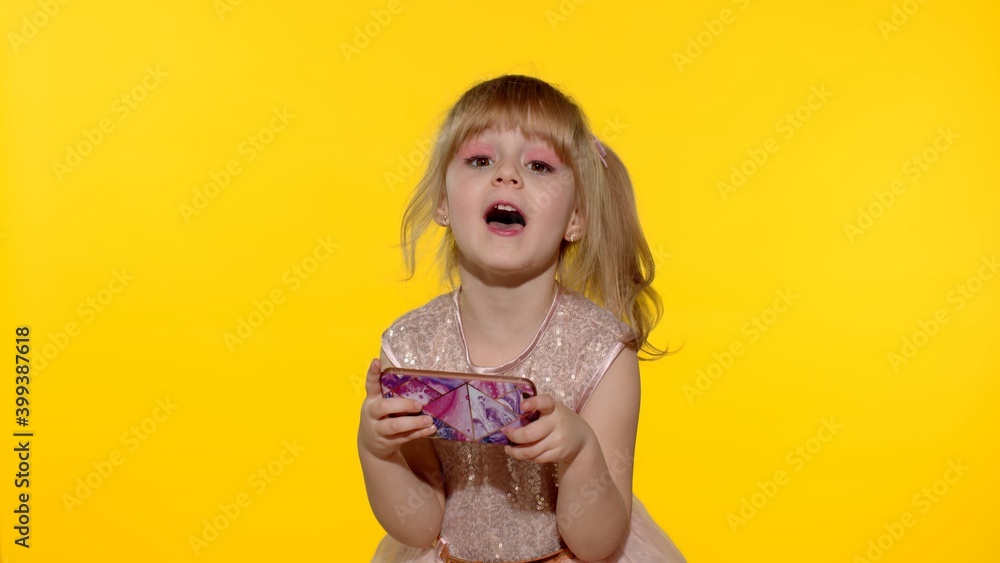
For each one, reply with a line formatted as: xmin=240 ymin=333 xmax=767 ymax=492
xmin=457 ymin=142 xmax=494 ymax=159
xmin=524 ymin=149 xmax=561 ymax=165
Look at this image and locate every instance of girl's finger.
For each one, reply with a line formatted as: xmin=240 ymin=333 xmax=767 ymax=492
xmin=521 ymin=394 xmax=555 ymax=416
xmin=364 ymin=358 xmax=383 ymax=398
xmin=505 ymin=440 xmax=553 ymax=462
xmin=368 ymin=397 xmax=424 ymax=419
xmin=505 ymin=414 xmax=552 ymax=445
xmin=381 ymin=424 xmax=438 ymax=449
xmin=377 ymin=414 xmax=435 ymax=437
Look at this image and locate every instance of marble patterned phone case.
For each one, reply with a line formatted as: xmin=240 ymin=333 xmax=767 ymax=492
xmin=380 ymin=368 xmax=538 ymax=445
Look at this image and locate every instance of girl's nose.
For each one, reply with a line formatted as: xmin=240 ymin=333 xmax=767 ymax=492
xmin=492 ymin=161 xmax=521 ymax=187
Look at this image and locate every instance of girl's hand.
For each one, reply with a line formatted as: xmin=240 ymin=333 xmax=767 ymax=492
xmin=503 ymin=394 xmax=597 ymax=464
xmin=358 ymin=358 xmax=437 ymax=459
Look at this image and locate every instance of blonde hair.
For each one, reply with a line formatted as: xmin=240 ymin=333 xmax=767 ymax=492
xmin=401 ymin=75 xmax=666 ymax=358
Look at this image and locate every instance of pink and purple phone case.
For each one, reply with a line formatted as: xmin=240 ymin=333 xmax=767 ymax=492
xmin=380 ymin=368 xmax=538 ymax=445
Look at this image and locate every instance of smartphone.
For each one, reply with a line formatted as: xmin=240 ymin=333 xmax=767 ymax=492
xmin=379 ymin=367 xmax=538 ymax=445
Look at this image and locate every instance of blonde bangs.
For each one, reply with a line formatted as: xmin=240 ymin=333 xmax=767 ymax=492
xmin=441 ymin=76 xmax=587 ymax=165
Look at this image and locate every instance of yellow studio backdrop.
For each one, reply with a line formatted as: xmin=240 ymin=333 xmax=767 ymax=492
xmin=0 ymin=0 xmax=997 ymax=561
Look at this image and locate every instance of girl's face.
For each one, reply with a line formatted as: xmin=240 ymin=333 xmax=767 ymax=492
xmin=440 ymin=127 xmax=581 ymax=282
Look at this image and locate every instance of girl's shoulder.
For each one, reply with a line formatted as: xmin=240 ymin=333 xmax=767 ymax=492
xmin=384 ymin=291 xmax=457 ymax=333
xmin=380 ymin=290 xmax=461 ymax=366
xmin=557 ymin=288 xmax=637 ymax=347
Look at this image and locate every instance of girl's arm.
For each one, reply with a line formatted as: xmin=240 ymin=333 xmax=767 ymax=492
xmin=504 ymin=348 xmax=640 ymax=560
xmin=358 ymin=356 xmax=446 ymax=548
xmin=558 ymin=348 xmax=639 ymax=559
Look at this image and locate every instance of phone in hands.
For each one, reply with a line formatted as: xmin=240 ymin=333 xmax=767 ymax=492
xmin=379 ymin=368 xmax=538 ymax=445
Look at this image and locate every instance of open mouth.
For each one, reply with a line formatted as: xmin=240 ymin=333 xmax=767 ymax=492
xmin=484 ymin=203 xmax=526 ymax=232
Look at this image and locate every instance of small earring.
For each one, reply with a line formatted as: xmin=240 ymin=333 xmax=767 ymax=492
xmin=568 ymin=233 xmax=577 ymax=242
xmin=437 ymin=214 xmax=449 ymax=226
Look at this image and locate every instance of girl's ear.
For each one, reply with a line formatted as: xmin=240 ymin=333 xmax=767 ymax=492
xmin=564 ymin=203 xmax=585 ymax=241
xmin=435 ymin=200 xmax=450 ymax=227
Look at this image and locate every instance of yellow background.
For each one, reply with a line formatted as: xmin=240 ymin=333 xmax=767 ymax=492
xmin=2 ymin=0 xmax=998 ymax=561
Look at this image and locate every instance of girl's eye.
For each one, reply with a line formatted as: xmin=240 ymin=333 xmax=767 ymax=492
xmin=527 ymin=160 xmax=554 ymax=173
xmin=465 ymin=155 xmax=493 ymax=168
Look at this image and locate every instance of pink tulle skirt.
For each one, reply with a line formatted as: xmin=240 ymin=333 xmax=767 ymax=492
xmin=372 ymin=495 xmax=685 ymax=563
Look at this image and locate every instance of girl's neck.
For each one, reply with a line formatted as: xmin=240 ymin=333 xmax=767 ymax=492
xmin=456 ymin=272 xmax=560 ymax=367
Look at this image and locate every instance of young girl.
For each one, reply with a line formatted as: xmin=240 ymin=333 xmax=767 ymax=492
xmin=359 ymin=75 xmax=685 ymax=563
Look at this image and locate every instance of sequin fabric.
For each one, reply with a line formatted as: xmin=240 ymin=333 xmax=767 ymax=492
xmin=380 ymin=286 xmax=635 ymax=562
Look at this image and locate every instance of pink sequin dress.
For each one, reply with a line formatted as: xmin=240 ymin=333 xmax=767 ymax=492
xmin=372 ymin=285 xmax=686 ymax=563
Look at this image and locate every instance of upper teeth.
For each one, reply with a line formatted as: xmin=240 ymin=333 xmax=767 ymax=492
xmin=495 ymin=204 xmax=517 ymax=212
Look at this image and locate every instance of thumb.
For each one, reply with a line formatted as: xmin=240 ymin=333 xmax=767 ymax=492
xmin=364 ymin=358 xmax=383 ymax=398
